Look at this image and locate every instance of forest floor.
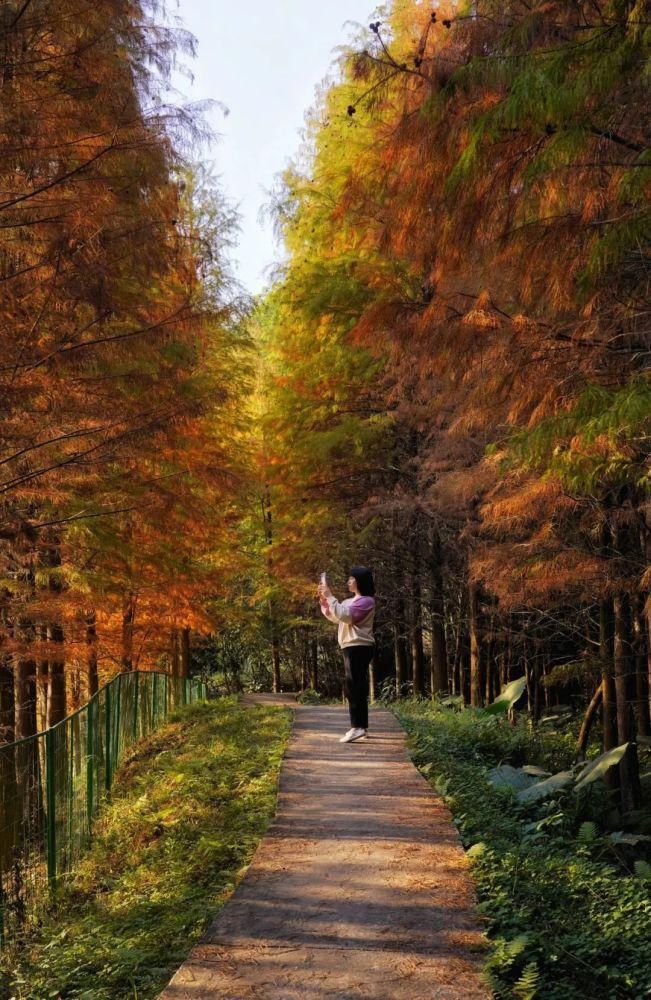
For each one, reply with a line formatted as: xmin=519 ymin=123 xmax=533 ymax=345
xmin=159 ymin=701 xmax=489 ymax=999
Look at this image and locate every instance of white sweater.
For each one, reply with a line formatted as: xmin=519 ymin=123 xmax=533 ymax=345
xmin=320 ymin=595 xmax=375 ymax=649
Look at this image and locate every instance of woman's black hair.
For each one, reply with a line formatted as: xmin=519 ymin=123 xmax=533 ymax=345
xmin=349 ymin=565 xmax=375 ymax=597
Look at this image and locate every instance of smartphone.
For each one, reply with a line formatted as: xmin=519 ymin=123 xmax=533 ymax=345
xmin=320 ymin=572 xmax=327 ymax=585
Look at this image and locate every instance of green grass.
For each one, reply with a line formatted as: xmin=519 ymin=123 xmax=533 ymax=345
xmin=1 ymin=698 xmax=292 ymax=1000
xmin=395 ymin=701 xmax=651 ymax=1000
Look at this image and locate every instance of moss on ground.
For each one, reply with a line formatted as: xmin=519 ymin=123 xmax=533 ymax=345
xmin=1 ymin=698 xmax=291 ymax=1000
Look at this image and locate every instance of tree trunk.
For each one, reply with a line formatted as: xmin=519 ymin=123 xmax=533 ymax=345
xmin=309 ymin=637 xmax=318 ymax=690
xmin=469 ymin=582 xmax=482 ymax=708
xmin=631 ymin=593 xmax=650 ymax=737
xmin=86 ymin=610 xmax=99 ymax=697
xmin=600 ymin=597 xmax=617 ymax=751
xmin=170 ymin=628 xmax=180 ymax=676
xmin=36 ymin=631 xmax=48 ymax=735
xmin=429 ymin=526 xmax=448 ymax=697
xmin=14 ymin=654 xmax=36 ymax=743
xmin=13 ymin=655 xmax=38 ymax=832
xmin=484 ymin=620 xmax=496 ymax=704
xmin=179 ymin=627 xmax=190 ymax=679
xmin=409 ymin=536 xmax=425 ymax=699
xmin=613 ymin=593 xmax=641 ymax=812
xmin=46 ymin=624 xmax=66 ymax=728
xmin=393 ymin=594 xmax=409 ymax=697
xmin=121 ymin=591 xmax=135 ymax=671
xmin=0 ymin=659 xmax=15 ymax=743
xmin=271 ymin=634 xmax=281 ymax=693
xmin=577 ymin=682 xmax=603 ymax=757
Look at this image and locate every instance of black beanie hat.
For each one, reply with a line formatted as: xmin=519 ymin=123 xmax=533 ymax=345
xmin=349 ymin=565 xmax=375 ymax=597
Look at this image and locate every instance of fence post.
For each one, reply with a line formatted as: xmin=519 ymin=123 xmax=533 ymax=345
xmin=45 ymin=728 xmax=57 ymax=886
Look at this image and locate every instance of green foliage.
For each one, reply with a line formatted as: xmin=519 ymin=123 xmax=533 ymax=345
xmin=481 ymin=676 xmax=527 ymax=716
xmin=396 ymin=701 xmax=651 ymax=999
xmin=507 ymin=380 xmax=651 ymax=494
xmin=575 ymin=743 xmax=630 ymax=790
xmin=1 ymin=700 xmax=292 ymax=1000
xmin=296 ymin=688 xmax=323 ymax=705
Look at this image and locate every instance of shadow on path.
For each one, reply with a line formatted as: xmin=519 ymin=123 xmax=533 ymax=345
xmin=159 ymin=704 xmax=490 ymax=999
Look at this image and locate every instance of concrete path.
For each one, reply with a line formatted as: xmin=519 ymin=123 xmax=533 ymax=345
xmin=159 ymin=705 xmax=489 ymax=999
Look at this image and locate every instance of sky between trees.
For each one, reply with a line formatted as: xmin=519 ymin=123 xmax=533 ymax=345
xmin=172 ymin=0 xmax=376 ymax=293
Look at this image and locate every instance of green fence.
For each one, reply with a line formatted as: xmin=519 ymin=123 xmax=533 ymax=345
xmin=0 ymin=670 xmax=207 ymax=948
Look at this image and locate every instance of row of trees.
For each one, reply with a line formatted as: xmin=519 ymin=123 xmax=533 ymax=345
xmin=0 ymin=1 xmax=249 ymax=747
xmin=247 ymin=0 xmax=650 ymax=813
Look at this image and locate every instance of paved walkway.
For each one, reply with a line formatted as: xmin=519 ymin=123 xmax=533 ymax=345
xmin=159 ymin=705 xmax=489 ymax=999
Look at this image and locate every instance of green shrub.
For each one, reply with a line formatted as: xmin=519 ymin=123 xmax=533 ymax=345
xmin=1 ymin=698 xmax=292 ymax=1000
xmin=396 ymin=702 xmax=651 ymax=1000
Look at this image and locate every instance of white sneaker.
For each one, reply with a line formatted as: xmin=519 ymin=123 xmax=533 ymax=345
xmin=339 ymin=727 xmax=366 ymax=743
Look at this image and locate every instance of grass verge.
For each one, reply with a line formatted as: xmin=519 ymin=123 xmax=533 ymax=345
xmin=395 ymin=701 xmax=651 ymax=1000
xmin=1 ymin=698 xmax=292 ymax=1000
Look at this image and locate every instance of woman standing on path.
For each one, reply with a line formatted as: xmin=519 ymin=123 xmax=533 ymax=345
xmin=318 ymin=566 xmax=376 ymax=743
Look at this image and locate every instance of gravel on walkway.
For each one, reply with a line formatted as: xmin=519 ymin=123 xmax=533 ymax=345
xmin=159 ymin=704 xmax=490 ymax=999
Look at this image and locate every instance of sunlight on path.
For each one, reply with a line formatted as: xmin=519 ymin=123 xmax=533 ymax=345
xmin=159 ymin=704 xmax=489 ymax=999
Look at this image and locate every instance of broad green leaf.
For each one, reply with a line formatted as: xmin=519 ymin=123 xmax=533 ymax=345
xmin=574 ymin=742 xmax=629 ymax=790
xmin=487 ymin=764 xmax=539 ymax=792
xmin=482 ymin=676 xmax=527 ymax=715
xmin=608 ymin=830 xmax=651 ymax=846
xmin=518 ymin=770 xmax=574 ymax=803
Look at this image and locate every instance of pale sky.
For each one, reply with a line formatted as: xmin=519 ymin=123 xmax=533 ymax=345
xmin=170 ymin=0 xmax=376 ymax=294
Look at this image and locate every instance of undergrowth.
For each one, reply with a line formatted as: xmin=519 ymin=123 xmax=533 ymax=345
xmin=395 ymin=701 xmax=651 ymax=1000
xmin=0 ymin=698 xmax=291 ymax=1000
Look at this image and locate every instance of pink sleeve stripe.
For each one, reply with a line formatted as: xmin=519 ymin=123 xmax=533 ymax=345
xmin=350 ymin=596 xmax=375 ymax=624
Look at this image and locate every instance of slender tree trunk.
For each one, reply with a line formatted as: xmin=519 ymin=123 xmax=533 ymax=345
xmin=179 ymin=627 xmax=190 ymax=679
xmin=469 ymin=582 xmax=482 ymax=708
xmin=393 ymin=594 xmax=409 ymax=697
xmin=121 ymin=591 xmax=135 ymax=671
xmin=410 ymin=613 xmax=424 ymax=697
xmin=452 ymin=609 xmax=463 ymax=697
xmin=309 ymin=637 xmax=318 ymax=690
xmin=613 ymin=593 xmax=641 ymax=812
xmin=271 ymin=634 xmax=281 ymax=693
xmin=46 ymin=624 xmax=66 ymax=728
xmin=409 ymin=533 xmax=425 ymax=698
xmin=532 ymin=653 xmax=541 ymax=723
xmin=86 ymin=610 xmax=99 ymax=697
xmin=429 ymin=526 xmax=448 ymax=697
xmin=631 ymin=593 xmax=650 ymax=737
xmin=541 ymin=657 xmax=550 ymax=710
xmin=14 ymin=654 xmax=36 ymax=743
xmin=577 ymin=682 xmax=603 ymax=757
xmin=13 ymin=654 xmax=38 ymax=829
xmin=36 ymin=628 xmax=48 ymax=735
xmin=484 ymin=616 xmax=496 ymax=704
xmin=0 ymin=658 xmax=15 ymax=743
xmin=170 ymin=627 xmax=180 ymax=676
xmin=601 ymin=597 xmax=617 ymax=751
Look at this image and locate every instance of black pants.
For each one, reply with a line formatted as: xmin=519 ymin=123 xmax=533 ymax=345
xmin=342 ymin=645 xmax=374 ymax=729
